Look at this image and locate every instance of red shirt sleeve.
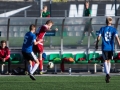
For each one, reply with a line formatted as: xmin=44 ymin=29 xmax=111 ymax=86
xmin=4 ymin=48 xmax=10 ymax=60
xmin=0 ymin=56 xmax=2 ymax=60
xmin=0 ymin=48 xmax=3 ymax=60
xmin=42 ymin=25 xmax=48 ymax=31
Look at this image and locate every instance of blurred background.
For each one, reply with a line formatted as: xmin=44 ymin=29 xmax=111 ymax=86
xmin=0 ymin=0 xmax=120 ymax=73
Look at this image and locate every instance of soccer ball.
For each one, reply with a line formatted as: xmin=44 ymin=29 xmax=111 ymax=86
xmin=47 ymin=62 xmax=54 ymax=69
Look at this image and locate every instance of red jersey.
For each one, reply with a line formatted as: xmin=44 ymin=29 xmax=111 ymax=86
xmin=0 ymin=46 xmax=10 ymax=61
xmin=36 ymin=25 xmax=48 ymax=45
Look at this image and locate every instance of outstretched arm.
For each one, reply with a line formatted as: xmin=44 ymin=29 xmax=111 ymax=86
xmin=4 ymin=48 xmax=10 ymax=60
xmin=95 ymin=36 xmax=101 ymax=49
xmin=116 ymin=35 xmax=120 ymax=46
xmin=47 ymin=28 xmax=58 ymax=32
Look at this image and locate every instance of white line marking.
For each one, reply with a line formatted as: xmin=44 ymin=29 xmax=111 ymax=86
xmin=0 ymin=5 xmax=32 ymax=17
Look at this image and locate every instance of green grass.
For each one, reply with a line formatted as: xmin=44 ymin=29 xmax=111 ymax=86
xmin=0 ymin=76 xmax=120 ymax=90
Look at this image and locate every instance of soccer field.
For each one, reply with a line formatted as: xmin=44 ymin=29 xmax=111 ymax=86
xmin=0 ymin=76 xmax=120 ymax=90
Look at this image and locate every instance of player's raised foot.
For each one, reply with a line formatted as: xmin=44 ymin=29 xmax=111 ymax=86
xmin=40 ymin=70 xmax=47 ymax=75
xmin=29 ymin=74 xmax=36 ymax=80
xmin=105 ymin=74 xmax=110 ymax=83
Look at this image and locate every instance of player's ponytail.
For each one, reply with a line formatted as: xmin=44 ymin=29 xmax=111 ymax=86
xmin=106 ymin=17 xmax=112 ymax=25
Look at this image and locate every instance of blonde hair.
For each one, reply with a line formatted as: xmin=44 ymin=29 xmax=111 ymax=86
xmin=43 ymin=6 xmax=47 ymax=9
xmin=45 ymin=20 xmax=53 ymax=25
xmin=85 ymin=1 xmax=89 ymax=5
xmin=106 ymin=17 xmax=112 ymax=25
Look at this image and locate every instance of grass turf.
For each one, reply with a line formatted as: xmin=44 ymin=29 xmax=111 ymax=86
xmin=0 ymin=76 xmax=120 ymax=90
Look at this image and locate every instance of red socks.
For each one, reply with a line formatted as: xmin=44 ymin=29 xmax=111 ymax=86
xmin=60 ymin=60 xmax=64 ymax=72
xmin=39 ymin=60 xmax=43 ymax=71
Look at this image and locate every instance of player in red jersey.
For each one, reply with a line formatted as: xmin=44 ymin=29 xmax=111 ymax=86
xmin=33 ymin=20 xmax=58 ymax=74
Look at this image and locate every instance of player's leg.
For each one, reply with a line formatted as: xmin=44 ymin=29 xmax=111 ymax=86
xmin=108 ymin=51 xmax=113 ymax=74
xmin=78 ymin=30 xmax=86 ymax=44
xmin=90 ymin=31 xmax=96 ymax=40
xmin=79 ymin=22 xmax=90 ymax=44
xmin=37 ymin=44 xmax=43 ymax=71
xmin=38 ymin=52 xmax=43 ymax=71
xmin=90 ymin=31 xmax=97 ymax=44
xmin=104 ymin=62 xmax=110 ymax=83
xmin=22 ymin=52 xmax=28 ymax=74
xmin=107 ymin=59 xmax=111 ymax=74
xmin=30 ymin=52 xmax=39 ymax=75
xmin=105 ymin=59 xmax=111 ymax=83
xmin=81 ymin=30 xmax=86 ymax=43
xmin=102 ymin=51 xmax=108 ymax=73
xmin=38 ymin=52 xmax=47 ymax=74
xmin=7 ymin=58 xmax=11 ymax=74
xmin=105 ymin=51 xmax=113 ymax=83
xmin=32 ymin=45 xmax=38 ymax=72
xmin=37 ymin=44 xmax=47 ymax=74
xmin=33 ymin=44 xmax=42 ymax=73
xmin=4 ymin=58 xmax=11 ymax=75
xmin=23 ymin=52 xmax=33 ymax=74
xmin=22 ymin=51 xmax=39 ymax=80
xmin=28 ymin=60 xmax=36 ymax=80
xmin=89 ymin=23 xmax=96 ymax=44
xmin=29 ymin=52 xmax=39 ymax=80
xmin=102 ymin=51 xmax=110 ymax=83
xmin=38 ymin=52 xmax=43 ymax=73
xmin=28 ymin=60 xmax=33 ymax=74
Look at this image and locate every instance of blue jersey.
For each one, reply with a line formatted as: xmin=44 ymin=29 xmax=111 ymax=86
xmin=22 ymin=31 xmax=36 ymax=53
xmin=98 ymin=26 xmax=118 ymax=51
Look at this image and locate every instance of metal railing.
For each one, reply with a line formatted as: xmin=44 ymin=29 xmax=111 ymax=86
xmin=0 ymin=17 xmax=120 ymax=53
xmin=1 ymin=9 xmax=120 ymax=17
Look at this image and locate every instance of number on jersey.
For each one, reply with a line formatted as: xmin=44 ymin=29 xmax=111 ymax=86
xmin=105 ymin=32 xmax=111 ymax=41
xmin=23 ymin=36 xmax=28 ymax=44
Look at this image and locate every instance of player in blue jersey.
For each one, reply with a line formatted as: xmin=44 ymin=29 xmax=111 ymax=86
xmin=22 ymin=24 xmax=41 ymax=80
xmin=95 ymin=17 xmax=120 ymax=83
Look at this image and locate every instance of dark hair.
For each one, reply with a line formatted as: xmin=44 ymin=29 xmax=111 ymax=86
xmin=1 ymin=40 xmax=6 ymax=44
xmin=45 ymin=20 xmax=53 ymax=25
xmin=29 ymin=24 xmax=36 ymax=31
